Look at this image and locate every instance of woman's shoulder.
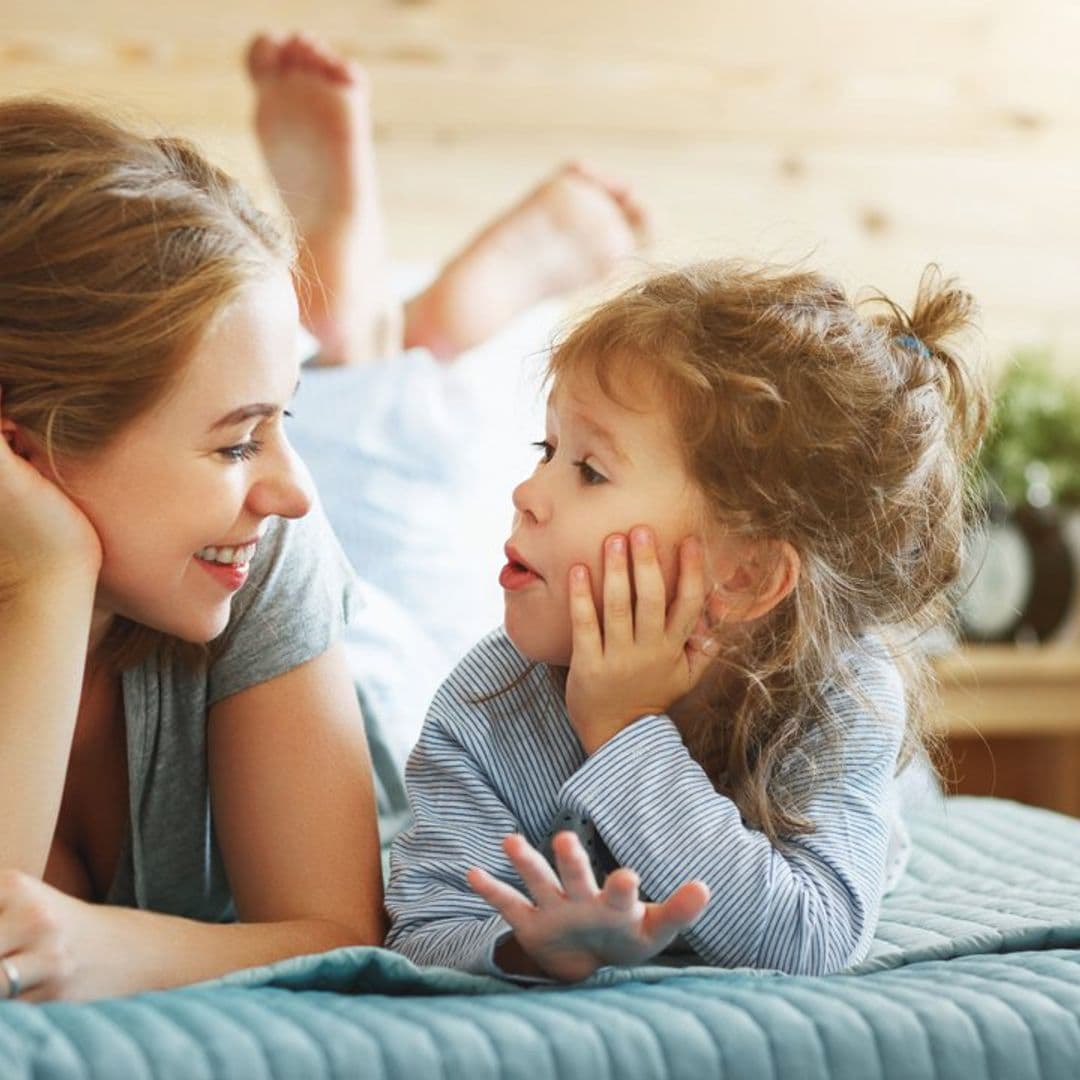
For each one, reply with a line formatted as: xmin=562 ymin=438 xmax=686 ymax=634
xmin=206 ymin=504 xmax=361 ymax=704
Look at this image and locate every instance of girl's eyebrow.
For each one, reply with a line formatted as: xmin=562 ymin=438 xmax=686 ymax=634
xmin=573 ymin=412 xmax=630 ymax=464
xmin=208 ymin=379 xmax=301 ymax=431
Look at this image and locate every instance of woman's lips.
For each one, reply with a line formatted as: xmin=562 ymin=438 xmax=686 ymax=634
xmin=194 ymin=557 xmax=250 ymax=592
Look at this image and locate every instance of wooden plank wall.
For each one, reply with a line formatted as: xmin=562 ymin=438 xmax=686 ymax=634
xmin=2 ymin=0 xmax=1078 ymax=369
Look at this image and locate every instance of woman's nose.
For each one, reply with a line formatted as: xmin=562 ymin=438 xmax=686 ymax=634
xmin=248 ymin=440 xmax=315 ymax=521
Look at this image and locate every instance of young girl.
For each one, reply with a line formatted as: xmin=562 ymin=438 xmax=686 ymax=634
xmin=386 ymin=260 xmax=988 ymax=980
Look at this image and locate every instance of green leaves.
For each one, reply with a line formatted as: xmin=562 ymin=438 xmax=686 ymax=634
xmin=982 ymin=351 xmax=1080 ymax=507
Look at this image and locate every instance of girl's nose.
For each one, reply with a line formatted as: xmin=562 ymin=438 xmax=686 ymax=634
xmin=511 ymin=471 xmax=550 ymax=525
xmin=248 ymin=440 xmax=315 ymax=521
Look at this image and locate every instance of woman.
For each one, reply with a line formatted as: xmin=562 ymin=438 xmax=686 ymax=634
xmin=0 ymin=96 xmax=387 ymax=1002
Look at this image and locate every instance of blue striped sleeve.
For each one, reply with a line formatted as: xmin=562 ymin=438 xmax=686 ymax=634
xmin=558 ymin=656 xmax=905 ymax=975
xmin=384 ymin=688 xmax=517 ymax=974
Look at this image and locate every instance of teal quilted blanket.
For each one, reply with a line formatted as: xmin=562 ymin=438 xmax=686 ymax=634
xmin=3 ymin=797 xmax=1079 ymax=1079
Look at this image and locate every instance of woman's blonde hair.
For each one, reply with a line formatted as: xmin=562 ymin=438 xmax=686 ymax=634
xmin=0 ymin=98 xmax=294 ymax=665
xmin=548 ymin=260 xmax=989 ymax=843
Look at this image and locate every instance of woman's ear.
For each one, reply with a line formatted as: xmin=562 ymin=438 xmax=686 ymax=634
xmin=1 ymin=417 xmax=32 ymax=461
xmin=705 ymin=539 xmax=800 ymax=625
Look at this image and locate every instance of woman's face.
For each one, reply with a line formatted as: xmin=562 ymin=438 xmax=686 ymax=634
xmin=57 ymin=268 xmax=314 ymax=644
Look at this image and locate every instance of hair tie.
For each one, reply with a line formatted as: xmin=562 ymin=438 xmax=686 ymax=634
xmin=895 ymin=333 xmax=931 ymax=360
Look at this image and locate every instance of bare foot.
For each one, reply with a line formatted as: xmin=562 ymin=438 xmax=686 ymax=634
xmin=246 ymin=32 xmax=400 ymax=365
xmin=405 ymin=162 xmax=649 ymax=360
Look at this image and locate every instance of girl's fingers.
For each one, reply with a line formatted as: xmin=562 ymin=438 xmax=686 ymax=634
xmin=466 ymin=868 xmax=535 ymax=926
xmin=629 ymin=527 xmax=666 ymax=644
xmin=666 ymin=537 xmax=707 ymax=648
xmin=551 ymin=831 xmax=599 ymax=902
xmin=600 ymin=867 xmax=640 ymax=913
xmin=568 ymin=564 xmax=603 ymax=664
xmin=601 ymin=534 xmax=633 ymax=650
xmin=643 ymin=880 xmax=711 ymax=945
xmin=503 ymin=833 xmax=565 ymax=904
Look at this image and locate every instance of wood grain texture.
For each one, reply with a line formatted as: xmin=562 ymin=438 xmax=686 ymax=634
xmin=1 ymin=0 xmax=1078 ymax=365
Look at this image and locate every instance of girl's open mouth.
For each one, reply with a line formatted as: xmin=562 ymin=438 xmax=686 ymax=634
xmin=500 ymin=545 xmax=543 ymax=591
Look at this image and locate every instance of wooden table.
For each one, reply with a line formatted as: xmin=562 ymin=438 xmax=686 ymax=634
xmin=932 ymin=645 xmax=1080 ymax=816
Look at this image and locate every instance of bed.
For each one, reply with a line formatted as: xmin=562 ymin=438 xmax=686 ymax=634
xmin=2 ymin=796 xmax=1079 ymax=1079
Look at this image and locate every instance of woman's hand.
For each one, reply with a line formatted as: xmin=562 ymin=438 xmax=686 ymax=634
xmin=468 ymin=832 xmax=710 ymax=982
xmin=0 ymin=870 xmax=101 ymax=1002
xmin=0 ymin=389 xmax=102 ymax=590
xmin=564 ymin=527 xmax=711 ymax=754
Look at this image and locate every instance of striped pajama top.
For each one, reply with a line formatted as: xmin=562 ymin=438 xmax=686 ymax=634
xmin=386 ymin=626 xmax=910 ymax=978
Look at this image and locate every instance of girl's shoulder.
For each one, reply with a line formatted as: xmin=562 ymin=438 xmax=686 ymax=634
xmin=821 ymin=632 xmax=907 ymax=732
xmin=440 ymin=626 xmax=542 ymax=700
xmin=425 ymin=627 xmax=557 ymax=735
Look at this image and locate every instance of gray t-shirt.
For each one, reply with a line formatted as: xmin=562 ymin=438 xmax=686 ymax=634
xmin=105 ymin=504 xmax=360 ymax=921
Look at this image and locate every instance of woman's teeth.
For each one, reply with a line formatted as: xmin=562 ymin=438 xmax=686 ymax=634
xmin=195 ymin=542 xmax=256 ymax=566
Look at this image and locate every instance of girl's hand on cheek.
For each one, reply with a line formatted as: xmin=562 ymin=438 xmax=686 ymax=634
xmin=564 ymin=528 xmax=711 ymax=754
xmin=467 ymin=832 xmax=710 ymax=982
xmin=0 ymin=390 xmax=102 ymax=590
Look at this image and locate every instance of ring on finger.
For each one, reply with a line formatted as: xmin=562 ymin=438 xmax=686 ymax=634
xmin=1 ymin=956 xmax=21 ymax=1000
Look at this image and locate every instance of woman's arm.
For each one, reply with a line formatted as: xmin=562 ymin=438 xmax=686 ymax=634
xmin=0 ymin=573 xmax=97 ymax=876
xmin=208 ymin=639 xmax=385 ymax=944
xmin=0 ymin=871 xmax=376 ymax=1002
xmin=0 ymin=641 xmax=385 ymax=1002
xmin=0 ymin=407 xmax=103 ymax=875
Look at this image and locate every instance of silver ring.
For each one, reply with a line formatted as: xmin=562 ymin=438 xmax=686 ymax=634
xmin=1 ymin=957 xmax=21 ymax=1000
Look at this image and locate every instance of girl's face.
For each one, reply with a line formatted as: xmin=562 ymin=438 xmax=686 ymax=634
xmin=56 ymin=268 xmax=314 ymax=645
xmin=503 ymin=369 xmax=715 ymax=666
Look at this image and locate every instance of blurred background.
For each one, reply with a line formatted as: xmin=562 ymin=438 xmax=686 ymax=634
xmin=3 ymin=1 xmax=1080 ymax=810
xmin=2 ymin=0 xmax=1078 ymax=369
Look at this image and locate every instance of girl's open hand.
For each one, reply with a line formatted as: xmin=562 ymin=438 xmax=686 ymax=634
xmin=468 ymin=832 xmax=710 ymax=982
xmin=565 ymin=527 xmax=711 ymax=754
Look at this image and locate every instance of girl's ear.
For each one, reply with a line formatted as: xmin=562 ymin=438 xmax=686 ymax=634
xmin=705 ymin=539 xmax=800 ymax=625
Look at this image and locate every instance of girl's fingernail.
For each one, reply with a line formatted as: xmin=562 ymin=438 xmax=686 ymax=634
xmin=632 ymin=527 xmax=650 ymax=547
xmin=572 ymin=565 xmax=587 ymax=582
xmin=609 ymin=535 xmax=625 ymax=555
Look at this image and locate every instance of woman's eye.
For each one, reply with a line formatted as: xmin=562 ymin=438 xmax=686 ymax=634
xmin=574 ymin=460 xmax=608 ymax=486
xmin=218 ymin=439 xmax=264 ymax=463
xmin=531 ymin=439 xmax=554 ymax=463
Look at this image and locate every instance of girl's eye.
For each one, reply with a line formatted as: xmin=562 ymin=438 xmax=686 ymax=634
xmin=218 ymin=439 xmax=264 ymax=463
xmin=531 ymin=439 xmax=554 ymax=463
xmin=573 ymin=460 xmax=608 ymax=486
